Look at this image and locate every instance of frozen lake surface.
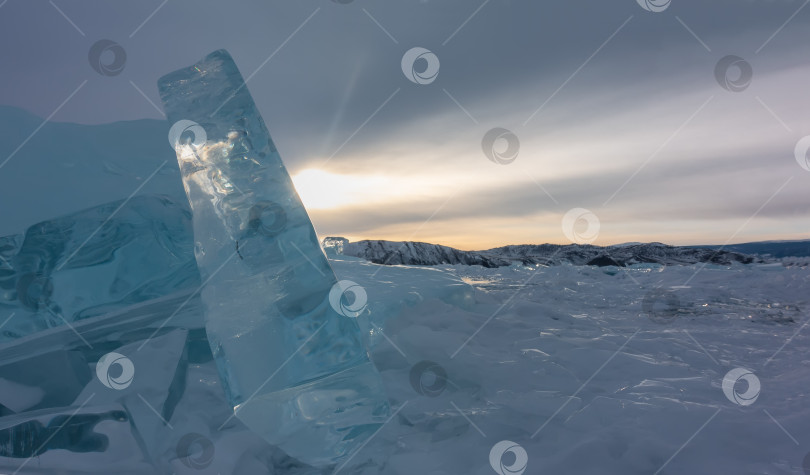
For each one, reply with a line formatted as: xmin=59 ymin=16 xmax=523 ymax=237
xmin=1 ymin=245 xmax=808 ymax=474
xmin=308 ymin=257 xmax=810 ymax=474
xmin=210 ymin=258 xmax=810 ymax=475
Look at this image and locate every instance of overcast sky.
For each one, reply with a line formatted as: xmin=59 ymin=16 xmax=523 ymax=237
xmin=1 ymin=0 xmax=809 ymax=249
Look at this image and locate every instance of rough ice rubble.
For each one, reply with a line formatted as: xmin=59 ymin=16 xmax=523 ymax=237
xmin=0 ymin=189 xmax=808 ymax=472
xmin=0 ymin=186 xmax=481 ymax=472
xmin=329 ymin=253 xmax=475 ymax=346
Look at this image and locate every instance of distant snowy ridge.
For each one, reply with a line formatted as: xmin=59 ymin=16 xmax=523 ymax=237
xmin=327 ymin=238 xmax=767 ymax=268
xmin=337 ymin=239 xmax=504 ymax=267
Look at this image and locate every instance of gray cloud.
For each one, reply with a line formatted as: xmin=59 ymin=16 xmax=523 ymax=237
xmin=1 ymin=0 xmax=808 ymax=246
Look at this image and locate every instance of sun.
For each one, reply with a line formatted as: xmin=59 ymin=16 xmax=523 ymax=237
xmin=291 ymin=169 xmax=388 ymax=210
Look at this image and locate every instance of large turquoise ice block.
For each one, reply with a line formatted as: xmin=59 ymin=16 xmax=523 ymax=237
xmin=157 ymin=50 xmax=389 ymax=466
xmin=0 ymin=195 xmax=199 ymax=342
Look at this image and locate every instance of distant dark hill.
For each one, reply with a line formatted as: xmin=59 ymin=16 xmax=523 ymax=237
xmin=695 ymin=240 xmax=810 ymax=258
xmin=328 ymin=238 xmax=765 ymax=268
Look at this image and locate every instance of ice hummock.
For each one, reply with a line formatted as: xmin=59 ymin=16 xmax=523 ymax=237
xmin=157 ymin=50 xmax=389 ymax=466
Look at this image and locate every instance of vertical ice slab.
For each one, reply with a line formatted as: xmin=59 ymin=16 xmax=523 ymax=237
xmin=157 ymin=50 xmax=389 ymax=466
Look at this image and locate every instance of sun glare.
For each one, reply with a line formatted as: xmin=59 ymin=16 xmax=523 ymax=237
xmin=292 ymin=169 xmax=393 ymax=210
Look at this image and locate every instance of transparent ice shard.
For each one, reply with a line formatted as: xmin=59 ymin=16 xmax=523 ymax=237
xmin=321 ymin=237 xmax=348 ymax=257
xmin=0 ymin=290 xmax=217 ymax=470
xmin=157 ymin=50 xmax=389 ymax=466
xmin=74 ymin=329 xmax=189 ymax=458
